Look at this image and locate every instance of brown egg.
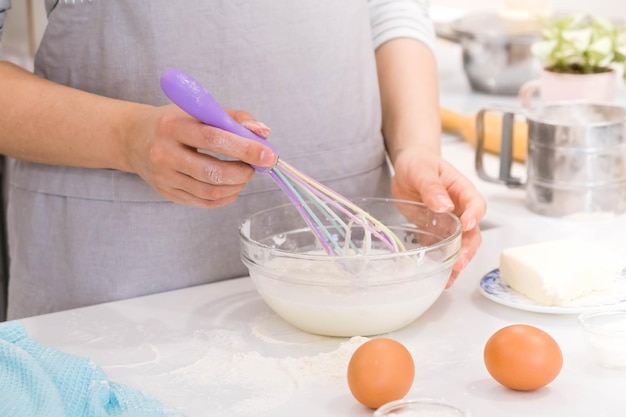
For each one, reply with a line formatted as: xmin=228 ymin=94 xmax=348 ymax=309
xmin=484 ymin=324 xmax=563 ymax=391
xmin=347 ymin=338 xmax=415 ymax=409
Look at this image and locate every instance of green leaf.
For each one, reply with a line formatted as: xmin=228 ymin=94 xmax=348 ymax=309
xmin=531 ymin=13 xmax=626 ymax=75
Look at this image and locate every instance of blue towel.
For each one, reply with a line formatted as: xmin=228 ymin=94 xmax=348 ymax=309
xmin=0 ymin=321 xmax=181 ymax=417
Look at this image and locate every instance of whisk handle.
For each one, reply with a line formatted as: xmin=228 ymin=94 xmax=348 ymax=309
xmin=160 ymin=68 xmax=277 ymax=172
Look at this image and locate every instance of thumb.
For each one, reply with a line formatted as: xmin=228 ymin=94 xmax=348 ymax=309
xmin=411 ymin=168 xmax=454 ymax=213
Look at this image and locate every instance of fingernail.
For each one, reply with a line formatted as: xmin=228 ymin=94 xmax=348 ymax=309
xmin=260 ymin=149 xmax=278 ymax=166
xmin=464 ymin=218 xmax=476 ymax=231
xmin=242 ymin=120 xmax=271 ymax=138
xmin=436 ymin=194 xmax=454 ymax=211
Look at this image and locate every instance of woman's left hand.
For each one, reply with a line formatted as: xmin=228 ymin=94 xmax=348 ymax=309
xmin=391 ymin=147 xmax=487 ymax=288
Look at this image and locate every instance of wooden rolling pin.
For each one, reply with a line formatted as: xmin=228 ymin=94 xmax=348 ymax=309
xmin=440 ymin=107 xmax=528 ymax=162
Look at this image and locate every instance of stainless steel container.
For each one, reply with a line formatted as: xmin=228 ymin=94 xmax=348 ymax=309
xmin=475 ymin=103 xmax=626 ymax=216
xmin=436 ymin=12 xmax=543 ymax=95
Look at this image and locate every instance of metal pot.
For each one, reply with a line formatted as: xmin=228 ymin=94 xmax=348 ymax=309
xmin=436 ymin=12 xmax=543 ymax=95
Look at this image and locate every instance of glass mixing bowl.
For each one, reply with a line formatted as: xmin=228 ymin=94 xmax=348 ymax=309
xmin=239 ymin=198 xmax=462 ymax=336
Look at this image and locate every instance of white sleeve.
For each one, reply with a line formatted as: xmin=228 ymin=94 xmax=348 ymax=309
xmin=367 ymin=0 xmax=435 ymax=51
xmin=0 ymin=0 xmax=12 ymax=60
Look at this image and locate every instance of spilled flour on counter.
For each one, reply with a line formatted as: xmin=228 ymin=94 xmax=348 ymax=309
xmin=58 ymin=296 xmax=369 ymax=417
xmin=170 ymin=333 xmax=369 ymax=384
xmin=116 ymin=329 xmax=369 ymax=417
xmin=269 ymin=335 xmax=369 ymax=383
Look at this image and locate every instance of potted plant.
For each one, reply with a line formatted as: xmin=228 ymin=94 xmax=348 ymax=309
xmin=519 ymin=14 xmax=626 ymax=107
xmin=532 ymin=14 xmax=626 ymax=77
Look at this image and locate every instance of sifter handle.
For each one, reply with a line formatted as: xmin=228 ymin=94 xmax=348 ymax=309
xmin=160 ymin=68 xmax=277 ymax=172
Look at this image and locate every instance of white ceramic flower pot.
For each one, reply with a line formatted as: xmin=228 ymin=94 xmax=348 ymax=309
xmin=518 ymin=68 xmax=618 ymax=108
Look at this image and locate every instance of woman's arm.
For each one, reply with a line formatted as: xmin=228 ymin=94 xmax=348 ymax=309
xmin=368 ymin=0 xmax=441 ymax=160
xmin=0 ymin=61 xmax=149 ymax=169
xmin=375 ymin=38 xmax=486 ymax=286
xmin=375 ymin=37 xmax=442 ymax=164
xmin=0 ymin=61 xmax=276 ymax=206
xmin=369 ymin=0 xmax=487 ymax=285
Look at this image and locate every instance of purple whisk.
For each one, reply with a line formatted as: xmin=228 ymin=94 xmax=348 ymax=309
xmin=160 ymin=69 xmax=404 ymax=256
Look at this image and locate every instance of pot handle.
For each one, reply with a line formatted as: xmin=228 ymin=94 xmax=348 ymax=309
xmin=475 ymin=107 xmax=526 ymax=188
xmin=434 ymin=22 xmax=460 ymax=43
xmin=518 ymin=79 xmax=541 ymax=109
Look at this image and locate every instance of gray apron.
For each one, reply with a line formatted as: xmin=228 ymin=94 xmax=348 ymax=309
xmin=5 ymin=0 xmax=389 ymax=319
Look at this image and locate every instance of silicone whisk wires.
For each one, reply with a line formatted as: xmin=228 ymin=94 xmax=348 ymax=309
xmin=160 ymin=69 xmax=406 ymax=256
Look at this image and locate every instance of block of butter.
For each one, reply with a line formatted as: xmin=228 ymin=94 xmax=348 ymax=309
xmin=499 ymin=239 xmax=622 ymax=306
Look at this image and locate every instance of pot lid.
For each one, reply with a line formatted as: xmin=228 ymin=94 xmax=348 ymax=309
xmin=451 ymin=11 xmax=544 ymax=39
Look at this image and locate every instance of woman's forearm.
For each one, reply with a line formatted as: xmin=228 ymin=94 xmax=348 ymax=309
xmin=375 ymin=38 xmax=441 ymax=164
xmin=0 ymin=60 xmax=147 ymax=171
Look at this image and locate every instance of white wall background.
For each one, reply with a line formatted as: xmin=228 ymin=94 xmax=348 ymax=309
xmin=1 ymin=0 xmax=46 ymax=69
xmin=1 ymin=0 xmax=625 ymax=70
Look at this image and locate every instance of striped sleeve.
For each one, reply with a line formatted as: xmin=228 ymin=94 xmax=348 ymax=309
xmin=367 ymin=0 xmax=435 ymax=51
xmin=0 ymin=0 xmax=11 ymax=59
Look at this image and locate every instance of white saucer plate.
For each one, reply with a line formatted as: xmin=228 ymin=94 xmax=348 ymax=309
xmin=479 ymin=268 xmax=626 ymax=314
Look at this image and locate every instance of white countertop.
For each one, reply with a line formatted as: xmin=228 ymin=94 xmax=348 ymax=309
xmin=20 ymin=225 xmax=626 ymax=417
xmin=19 ymin=42 xmax=626 ymax=417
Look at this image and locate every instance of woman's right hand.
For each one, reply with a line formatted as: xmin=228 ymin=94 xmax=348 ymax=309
xmin=0 ymin=61 xmax=274 ymax=205
xmin=126 ymin=104 xmax=277 ymax=208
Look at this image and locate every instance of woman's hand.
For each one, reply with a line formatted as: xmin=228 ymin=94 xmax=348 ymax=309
xmin=0 ymin=61 xmax=276 ymax=208
xmin=391 ymin=147 xmax=487 ymax=288
xmin=126 ymin=104 xmax=276 ymax=207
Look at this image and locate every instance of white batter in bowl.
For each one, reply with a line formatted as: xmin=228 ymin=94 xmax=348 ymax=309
xmin=239 ymin=198 xmax=462 ymax=337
